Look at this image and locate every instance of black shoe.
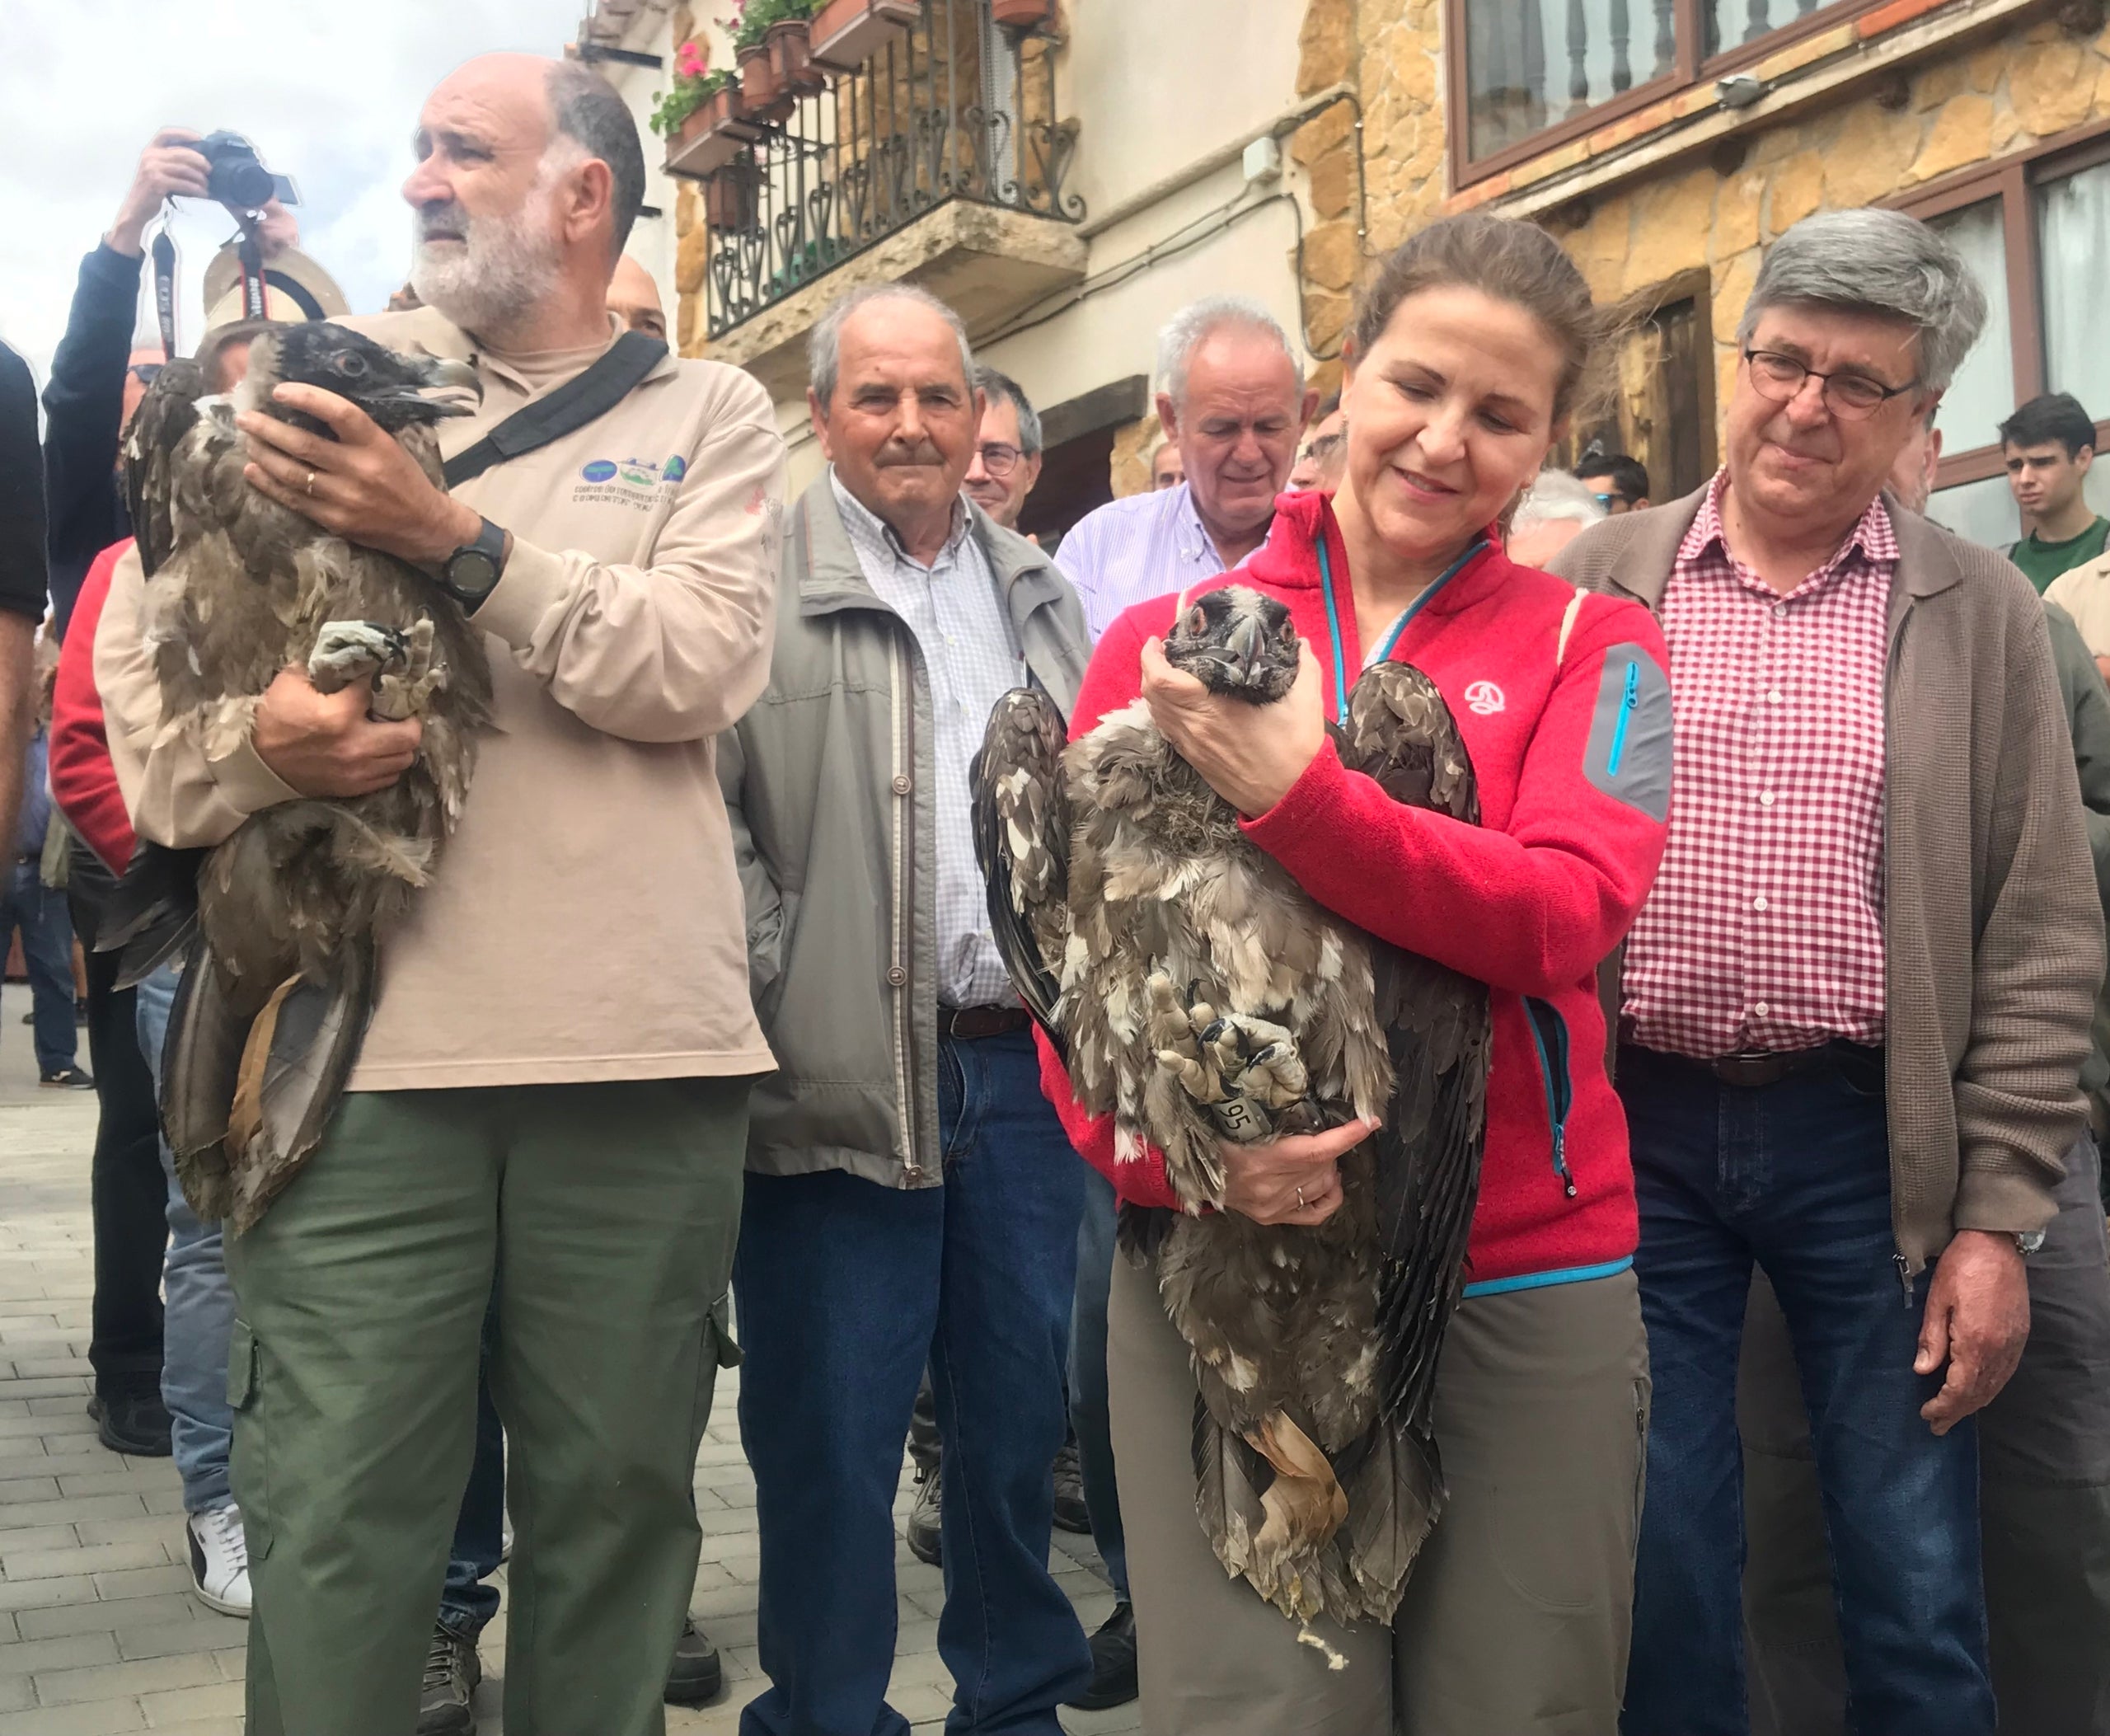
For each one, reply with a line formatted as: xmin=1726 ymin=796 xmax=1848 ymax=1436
xmin=664 ymin=1616 xmax=724 ymax=1706
xmin=87 ymin=1390 xmax=171 ymax=1457
xmin=1065 ymin=1600 xmax=1137 ymax=1711
xmin=417 ymin=1622 xmax=481 ymax=1736
xmin=40 ymin=1066 xmax=94 ymax=1089
xmin=1052 ymin=1438 xmax=1091 ymax=1535
xmin=906 ymin=1466 xmax=942 ymax=1567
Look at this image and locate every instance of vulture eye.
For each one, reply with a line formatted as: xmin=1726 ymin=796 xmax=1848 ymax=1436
xmin=1185 ymin=605 xmax=1207 ymax=636
xmin=335 ymin=353 xmax=369 ymax=378
xmin=1278 ymin=617 xmax=1296 ymax=647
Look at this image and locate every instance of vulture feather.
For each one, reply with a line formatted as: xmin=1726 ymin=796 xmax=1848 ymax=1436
xmin=111 ymin=321 xmax=492 ymax=1230
xmin=973 ymin=585 xmax=1489 ymax=1644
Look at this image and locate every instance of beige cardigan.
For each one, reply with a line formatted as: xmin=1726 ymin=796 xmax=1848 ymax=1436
xmin=1551 ymin=486 xmax=2102 ymax=1271
xmin=98 ymin=308 xmax=785 ymax=1091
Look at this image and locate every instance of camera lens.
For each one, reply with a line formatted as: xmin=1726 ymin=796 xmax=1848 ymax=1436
xmin=210 ymin=157 xmax=274 ymax=209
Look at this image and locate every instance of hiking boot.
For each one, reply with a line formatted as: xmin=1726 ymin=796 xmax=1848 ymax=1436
xmin=417 ymin=1622 xmax=481 ymax=1735
xmin=1052 ymin=1438 xmax=1090 ymax=1535
xmin=664 ymin=1616 xmax=724 ymax=1706
xmin=1065 ymin=1600 xmax=1138 ymax=1710
xmin=906 ymin=1466 xmax=942 ymax=1567
xmin=87 ymin=1389 xmax=171 ymax=1457
xmin=185 ymin=1502 xmax=251 ymax=1616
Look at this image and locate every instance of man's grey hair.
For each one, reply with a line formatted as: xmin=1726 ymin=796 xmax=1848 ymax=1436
xmin=976 ymin=365 xmax=1041 ymax=455
xmin=1736 ymin=207 xmax=1988 ymax=395
xmin=1157 ymin=295 xmax=1304 ymax=409
xmin=1511 ymin=467 xmax=1609 ymax=533
xmin=809 ymin=284 xmax=976 ymax=408
xmin=547 ymin=61 xmax=646 ymax=259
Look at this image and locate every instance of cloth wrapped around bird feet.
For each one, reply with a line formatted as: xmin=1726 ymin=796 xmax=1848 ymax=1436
xmin=972 ymin=582 xmax=1493 ymax=1648
xmin=98 ymin=322 xmax=492 ymax=1231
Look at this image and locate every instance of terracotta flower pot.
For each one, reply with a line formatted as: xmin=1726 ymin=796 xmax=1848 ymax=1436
xmin=990 ymin=0 xmax=1053 ymax=28
xmin=809 ymin=0 xmax=921 ymax=73
xmin=739 ymin=42 xmax=793 ymax=123
xmin=668 ymin=84 xmax=760 ymax=176
xmin=704 ymin=165 xmax=760 ymax=232
xmin=769 ymin=19 xmax=828 ymax=95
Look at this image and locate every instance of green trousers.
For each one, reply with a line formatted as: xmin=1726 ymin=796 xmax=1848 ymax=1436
xmin=222 ymin=1077 xmax=751 ymax=1736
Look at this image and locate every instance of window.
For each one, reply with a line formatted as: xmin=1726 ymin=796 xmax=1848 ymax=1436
xmin=1452 ymin=0 xmax=1885 ymax=179
xmin=1898 ymin=133 xmax=2110 ymax=548
xmin=1553 ymin=271 xmax=1717 ymax=503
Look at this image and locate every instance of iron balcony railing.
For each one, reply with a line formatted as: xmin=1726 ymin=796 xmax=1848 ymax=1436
xmin=681 ymin=0 xmax=1083 ymax=341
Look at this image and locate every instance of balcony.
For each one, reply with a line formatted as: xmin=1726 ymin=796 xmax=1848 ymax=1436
xmin=666 ymin=0 xmax=1086 ymax=395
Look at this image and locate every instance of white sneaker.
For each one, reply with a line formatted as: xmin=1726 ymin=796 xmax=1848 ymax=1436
xmin=187 ymin=1503 xmax=252 ymax=1616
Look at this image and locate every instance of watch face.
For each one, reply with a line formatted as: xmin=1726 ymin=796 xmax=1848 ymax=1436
xmin=449 ymin=550 xmax=500 ymax=595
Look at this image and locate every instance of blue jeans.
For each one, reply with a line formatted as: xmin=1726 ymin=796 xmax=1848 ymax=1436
xmin=137 ymin=964 xmax=233 ymax=1512
xmin=736 ymin=1028 xmax=1091 ymax=1736
xmin=1619 ymin=1047 xmax=1993 ymax=1736
xmin=1068 ymin=1166 xmax=1127 ymax=1600
xmin=4 ymin=863 xmax=77 ymax=1074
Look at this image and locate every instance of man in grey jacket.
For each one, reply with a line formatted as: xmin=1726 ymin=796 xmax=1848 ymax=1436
xmin=719 ymin=283 xmax=1093 ymax=1736
xmin=1551 ymin=209 xmax=2102 ymax=1735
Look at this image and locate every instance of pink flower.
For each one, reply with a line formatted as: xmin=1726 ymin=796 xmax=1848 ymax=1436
xmin=675 ymin=38 xmax=708 ymax=76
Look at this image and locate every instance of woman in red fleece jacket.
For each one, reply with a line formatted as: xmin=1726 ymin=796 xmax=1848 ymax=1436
xmin=1040 ymin=214 xmax=1672 ymax=1731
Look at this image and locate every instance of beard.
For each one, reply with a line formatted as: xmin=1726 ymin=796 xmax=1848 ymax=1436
xmin=410 ymin=184 xmax=562 ymax=337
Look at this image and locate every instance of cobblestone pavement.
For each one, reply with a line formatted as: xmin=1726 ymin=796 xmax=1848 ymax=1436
xmin=0 ymin=987 xmax=1139 ymax=1735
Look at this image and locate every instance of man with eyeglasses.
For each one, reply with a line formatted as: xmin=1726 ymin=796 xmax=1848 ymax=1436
xmin=1575 ymin=450 xmax=1650 ymax=514
xmin=1552 ymin=209 xmax=2101 ymax=1735
xmin=1286 ymin=392 xmax=1344 ymax=492
xmin=962 ymin=366 xmax=1043 ymax=533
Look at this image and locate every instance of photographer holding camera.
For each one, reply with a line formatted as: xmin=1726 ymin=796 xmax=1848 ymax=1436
xmin=45 ymin=125 xmax=296 ymax=1472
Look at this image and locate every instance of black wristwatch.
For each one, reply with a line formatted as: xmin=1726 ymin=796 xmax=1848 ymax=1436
xmin=439 ymin=517 xmax=509 ymax=611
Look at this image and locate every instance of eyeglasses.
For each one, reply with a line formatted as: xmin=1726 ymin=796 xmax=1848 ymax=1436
xmin=1299 ymin=432 xmax=1344 ymax=465
xmin=1587 ymin=490 xmax=1630 ymax=509
xmin=975 ymin=441 xmax=1025 ymax=478
xmin=128 ymin=363 xmax=163 ymax=387
xmin=1742 ymin=348 xmax=1918 ymax=420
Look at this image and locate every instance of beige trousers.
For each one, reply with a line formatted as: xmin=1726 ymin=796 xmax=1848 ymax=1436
xmin=1108 ymin=1255 xmax=1650 ymax=1735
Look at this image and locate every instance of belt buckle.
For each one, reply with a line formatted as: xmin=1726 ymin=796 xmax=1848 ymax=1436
xmin=1714 ymin=1050 xmax=1785 ymax=1090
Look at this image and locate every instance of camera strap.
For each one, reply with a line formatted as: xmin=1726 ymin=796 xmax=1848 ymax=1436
xmin=150 ymin=222 xmax=179 ymax=362
xmin=235 ymin=219 xmax=268 ymax=321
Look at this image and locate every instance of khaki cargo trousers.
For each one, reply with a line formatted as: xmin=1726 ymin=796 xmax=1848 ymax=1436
xmin=1109 ymin=1255 xmax=1650 ymax=1735
xmin=222 ymin=1077 xmax=751 ymax=1736
xmin=1741 ymin=1136 xmax=2110 ymax=1736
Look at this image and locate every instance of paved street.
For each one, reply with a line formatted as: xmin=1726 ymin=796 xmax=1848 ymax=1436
xmin=0 ymin=985 xmax=1137 ymax=1734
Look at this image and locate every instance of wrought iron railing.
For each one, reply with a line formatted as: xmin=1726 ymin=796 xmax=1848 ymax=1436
xmin=677 ymin=0 xmax=1083 ymax=341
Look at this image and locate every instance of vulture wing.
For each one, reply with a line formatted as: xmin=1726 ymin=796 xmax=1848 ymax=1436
xmin=971 ymin=687 xmax=1072 ymax=1053
xmin=120 ymin=359 xmax=206 ymax=579
xmin=1339 ymin=661 xmax=1491 ymax=1429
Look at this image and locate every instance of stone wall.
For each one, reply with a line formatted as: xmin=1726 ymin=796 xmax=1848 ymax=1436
xmin=1292 ymin=0 xmax=2110 ymax=442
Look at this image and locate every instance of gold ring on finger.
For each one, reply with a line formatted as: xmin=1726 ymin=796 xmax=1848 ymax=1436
xmin=305 ymin=470 xmax=316 ymax=495
xmin=1296 ymin=1185 xmax=1306 ymax=1210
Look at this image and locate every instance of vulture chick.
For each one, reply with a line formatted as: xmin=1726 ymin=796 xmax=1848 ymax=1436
xmin=974 ymin=586 xmax=1489 ymax=1641
xmin=110 ymin=321 xmax=493 ymax=1230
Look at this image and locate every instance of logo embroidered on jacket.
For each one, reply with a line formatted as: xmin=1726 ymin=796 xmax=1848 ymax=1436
xmin=1465 ymin=679 xmax=1505 ymax=715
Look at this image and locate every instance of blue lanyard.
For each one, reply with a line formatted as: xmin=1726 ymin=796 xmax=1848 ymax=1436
xmin=1315 ymin=532 xmax=1489 ymax=725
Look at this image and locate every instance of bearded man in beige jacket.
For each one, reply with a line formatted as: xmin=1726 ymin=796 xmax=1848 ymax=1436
xmin=95 ymin=55 xmax=782 ymax=1736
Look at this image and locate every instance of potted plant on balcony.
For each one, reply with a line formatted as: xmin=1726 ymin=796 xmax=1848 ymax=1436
xmin=663 ymin=58 xmax=757 ymax=177
xmin=704 ymin=157 xmax=762 ymax=232
xmin=990 ymin=0 xmax=1054 ymax=28
xmin=769 ymin=1 xmax=829 ymax=96
xmin=729 ymin=0 xmax=817 ymax=122
xmin=809 ymin=0 xmax=920 ymax=74
xmin=649 ymin=37 xmax=719 ymax=143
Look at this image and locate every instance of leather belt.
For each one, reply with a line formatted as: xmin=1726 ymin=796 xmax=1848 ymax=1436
xmin=1624 ymin=1041 xmax=1884 ymax=1091
xmin=937 ymin=1004 xmax=1031 ymax=1040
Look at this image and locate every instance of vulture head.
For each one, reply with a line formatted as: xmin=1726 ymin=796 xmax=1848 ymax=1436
xmin=1163 ymin=585 xmax=1301 ymax=705
xmin=244 ymin=322 xmax=482 ymax=435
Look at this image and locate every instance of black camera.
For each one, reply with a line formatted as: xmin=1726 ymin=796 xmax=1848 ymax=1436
xmin=193 ymin=131 xmax=300 ymax=210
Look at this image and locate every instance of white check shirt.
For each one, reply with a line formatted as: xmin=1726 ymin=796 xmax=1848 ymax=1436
xmin=1055 ymin=481 xmax=1257 ymax=639
xmin=832 ymin=472 xmax=1024 ymax=1008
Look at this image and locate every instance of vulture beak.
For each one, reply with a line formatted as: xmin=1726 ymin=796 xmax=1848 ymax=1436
xmin=1226 ymin=612 xmax=1267 ymax=685
xmin=412 ymin=355 xmax=484 ymax=417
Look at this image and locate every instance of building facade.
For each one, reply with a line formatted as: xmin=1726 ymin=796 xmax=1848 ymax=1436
xmin=573 ymin=0 xmax=2110 ymax=543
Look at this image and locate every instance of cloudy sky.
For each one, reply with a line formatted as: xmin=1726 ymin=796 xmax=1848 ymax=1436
xmin=0 ymin=0 xmax=603 ymax=387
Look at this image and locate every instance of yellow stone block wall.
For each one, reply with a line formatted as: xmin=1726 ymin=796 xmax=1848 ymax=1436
xmin=1297 ymin=1 xmax=2110 ymax=439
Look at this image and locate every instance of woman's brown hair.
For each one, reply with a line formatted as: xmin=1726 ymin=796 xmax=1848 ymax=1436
xmin=1348 ymin=211 xmax=1617 ymax=429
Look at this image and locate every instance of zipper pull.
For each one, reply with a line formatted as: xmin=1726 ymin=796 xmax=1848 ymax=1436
xmin=1893 ymin=1252 xmax=1912 ymax=1306
xmin=1554 ymin=1126 xmax=1576 ymax=1199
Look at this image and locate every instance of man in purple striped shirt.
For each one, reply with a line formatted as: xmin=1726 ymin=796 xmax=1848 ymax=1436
xmin=1057 ymin=296 xmax=1313 ymax=637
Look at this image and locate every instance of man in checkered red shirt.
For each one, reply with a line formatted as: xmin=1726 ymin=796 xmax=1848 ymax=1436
xmin=1554 ymin=209 xmax=2104 ymax=1735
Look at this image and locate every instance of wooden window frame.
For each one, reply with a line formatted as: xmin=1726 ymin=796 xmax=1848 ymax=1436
xmin=1447 ymin=0 xmax=1887 ymax=188
xmin=1892 ymin=119 xmax=2110 ymax=493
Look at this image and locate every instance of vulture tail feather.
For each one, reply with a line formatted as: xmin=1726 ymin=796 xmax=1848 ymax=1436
xmin=158 ymin=938 xmax=245 ymax=1224
xmin=224 ymin=939 xmax=376 ymax=1233
xmin=99 ymin=842 xmax=207 ymax=991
